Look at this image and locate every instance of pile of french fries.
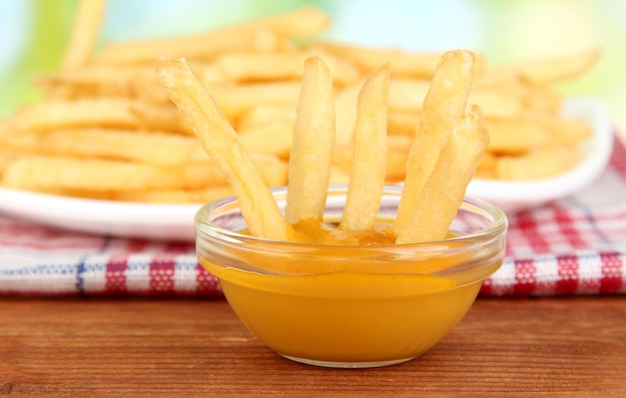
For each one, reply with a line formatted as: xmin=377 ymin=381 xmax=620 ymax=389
xmin=0 ymin=3 xmax=599 ymax=204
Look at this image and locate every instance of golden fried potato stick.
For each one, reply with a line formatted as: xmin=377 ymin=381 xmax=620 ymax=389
xmin=96 ymin=7 xmax=330 ymax=65
xmin=333 ymin=79 xmax=363 ymax=146
xmin=515 ymin=48 xmax=601 ymax=86
xmin=206 ymin=81 xmax=301 ymax=120
xmin=522 ymin=111 xmax=592 ymax=146
xmin=1 ymin=128 xmax=201 ymax=166
xmin=111 ymin=186 xmax=234 ymax=204
xmin=396 ymin=105 xmax=489 ymax=244
xmin=238 ymin=121 xmax=294 ymax=159
xmin=496 ymin=146 xmax=580 ymax=180
xmin=388 ymin=78 xmax=522 ymax=119
xmin=386 ymin=111 xmax=420 ymax=136
xmin=485 ymin=118 xmax=555 ymax=155
xmin=340 ymin=62 xmax=390 ymax=231
xmin=236 ymin=104 xmax=295 ymax=131
xmin=154 ymin=56 xmax=291 ymax=240
xmin=1 ymin=156 xmax=226 ymax=191
xmin=317 ymin=42 xmax=486 ymax=79
xmin=394 ymin=50 xmax=476 ymax=237
xmin=216 ymin=52 xmax=360 ymax=86
xmin=285 ymin=57 xmax=336 ymax=225
xmin=8 ymin=98 xmax=191 ymax=134
xmin=61 ymin=0 xmax=107 ymax=71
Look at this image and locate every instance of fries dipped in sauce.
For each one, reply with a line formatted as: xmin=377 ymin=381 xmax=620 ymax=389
xmin=157 ymin=48 xmax=508 ymax=368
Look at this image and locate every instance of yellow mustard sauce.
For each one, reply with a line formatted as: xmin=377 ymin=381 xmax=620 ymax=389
xmin=199 ymin=218 xmax=493 ymax=363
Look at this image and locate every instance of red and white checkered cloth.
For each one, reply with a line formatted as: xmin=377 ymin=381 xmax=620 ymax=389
xmin=1 ymin=136 xmax=625 ymax=297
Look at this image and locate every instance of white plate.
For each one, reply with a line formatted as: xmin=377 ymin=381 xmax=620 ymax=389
xmin=0 ymin=97 xmax=612 ymax=240
xmin=466 ymin=96 xmax=613 ymax=213
xmin=0 ymin=189 xmax=201 ymax=241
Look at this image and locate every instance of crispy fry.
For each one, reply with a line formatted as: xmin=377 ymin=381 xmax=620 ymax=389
xmin=386 ymin=135 xmax=412 ymax=182
xmin=111 ymin=186 xmax=234 ymax=203
xmin=317 ymin=42 xmax=486 ymax=79
xmin=236 ymin=104 xmax=295 ymax=131
xmin=285 ymin=57 xmax=336 ymax=225
xmin=396 ymin=105 xmax=489 ymax=243
xmin=1 ymin=156 xmax=228 ymax=191
xmin=206 ymin=82 xmax=301 ymax=120
xmin=517 ymin=48 xmax=601 ymax=85
xmin=525 ymin=111 xmax=593 ymax=146
xmin=340 ymin=62 xmax=390 ymax=231
xmin=8 ymin=98 xmax=190 ymax=134
xmin=388 ymin=78 xmax=522 ymax=119
xmin=387 ymin=111 xmax=420 ymax=136
xmin=154 ymin=56 xmax=291 ymax=240
xmin=95 ymin=7 xmax=330 ymax=65
xmin=394 ymin=50 xmax=476 ymax=237
xmin=238 ymin=121 xmax=294 ymax=158
xmin=216 ymin=52 xmax=360 ymax=86
xmin=334 ymin=79 xmax=363 ymax=146
xmin=475 ymin=151 xmax=498 ymax=179
xmin=486 ymin=118 xmax=555 ymax=155
xmin=61 ymin=0 xmax=107 ymax=71
xmin=0 ymin=128 xmax=199 ymax=167
xmin=496 ymin=146 xmax=581 ymax=180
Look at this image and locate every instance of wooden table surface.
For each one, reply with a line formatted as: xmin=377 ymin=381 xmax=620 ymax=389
xmin=1 ymin=296 xmax=624 ymax=397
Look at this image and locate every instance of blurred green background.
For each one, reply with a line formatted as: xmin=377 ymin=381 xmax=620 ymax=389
xmin=1 ymin=0 xmax=624 ymax=138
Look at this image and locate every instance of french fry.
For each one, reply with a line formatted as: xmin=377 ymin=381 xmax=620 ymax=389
xmin=216 ymin=52 xmax=360 ymax=86
xmin=333 ymin=79 xmax=363 ymax=146
xmin=475 ymin=151 xmax=498 ymax=179
xmin=394 ymin=50 xmax=476 ymax=237
xmin=485 ymin=118 xmax=555 ymax=154
xmin=1 ymin=156 xmax=229 ymax=191
xmin=111 ymin=186 xmax=234 ymax=204
xmin=386 ymin=135 xmax=413 ymax=182
xmin=496 ymin=146 xmax=581 ymax=180
xmin=37 ymin=65 xmax=145 ymax=98
xmin=317 ymin=42 xmax=486 ymax=79
xmin=186 ymin=150 xmax=290 ymax=186
xmin=340 ymin=62 xmax=390 ymax=231
xmin=387 ymin=111 xmax=420 ymax=136
xmin=0 ymin=128 xmax=199 ymax=167
xmin=516 ymin=48 xmax=601 ymax=86
xmin=388 ymin=78 xmax=523 ymax=119
xmin=236 ymin=104 xmax=295 ymax=131
xmin=8 ymin=98 xmax=191 ymax=134
xmin=95 ymin=7 xmax=330 ymax=65
xmin=524 ymin=111 xmax=593 ymax=146
xmin=238 ymin=121 xmax=294 ymax=159
xmin=396 ymin=105 xmax=489 ymax=243
xmin=205 ymin=81 xmax=301 ymax=120
xmin=61 ymin=0 xmax=107 ymax=71
xmin=285 ymin=57 xmax=336 ymax=225
xmin=154 ymin=56 xmax=291 ymax=240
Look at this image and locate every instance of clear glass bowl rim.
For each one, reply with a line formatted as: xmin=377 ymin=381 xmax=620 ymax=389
xmin=194 ymin=184 xmax=508 ymax=249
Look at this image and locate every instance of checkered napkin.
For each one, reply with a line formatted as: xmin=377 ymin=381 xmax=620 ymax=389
xmin=1 ymin=136 xmax=625 ymax=297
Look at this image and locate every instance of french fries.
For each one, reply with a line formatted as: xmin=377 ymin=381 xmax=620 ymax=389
xmin=154 ymin=50 xmax=486 ymax=246
xmin=396 ymin=105 xmax=489 ymax=243
xmin=154 ymin=56 xmax=292 ymax=241
xmin=394 ymin=50 xmax=476 ymax=237
xmin=0 ymin=3 xmax=600 ymax=207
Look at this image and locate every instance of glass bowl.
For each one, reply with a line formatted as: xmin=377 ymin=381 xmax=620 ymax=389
xmin=195 ymin=185 xmax=508 ymax=368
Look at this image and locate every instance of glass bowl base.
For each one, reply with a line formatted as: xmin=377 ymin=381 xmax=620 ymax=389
xmin=281 ymin=354 xmax=416 ymax=368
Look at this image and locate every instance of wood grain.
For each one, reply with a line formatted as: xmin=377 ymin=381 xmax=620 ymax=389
xmin=0 ymin=296 xmax=624 ymax=397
